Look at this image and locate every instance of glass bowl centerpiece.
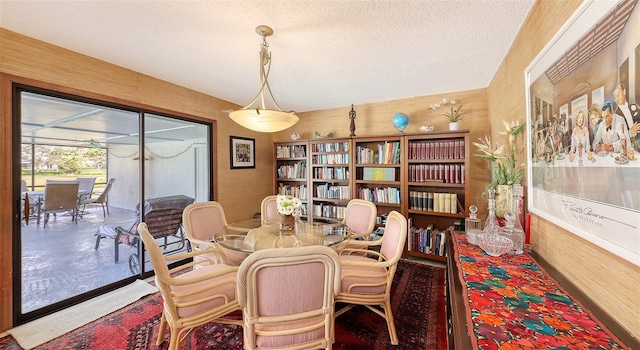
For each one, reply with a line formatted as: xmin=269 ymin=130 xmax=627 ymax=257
xmin=477 ymin=233 xmax=513 ymax=257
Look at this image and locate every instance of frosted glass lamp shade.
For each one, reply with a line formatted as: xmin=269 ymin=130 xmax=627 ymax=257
xmin=229 ymin=108 xmax=299 ymax=132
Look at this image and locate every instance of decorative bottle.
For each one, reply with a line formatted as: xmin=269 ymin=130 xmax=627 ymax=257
xmin=510 ymin=184 xmax=525 ymax=254
xmin=484 ymin=187 xmax=499 ymax=236
xmin=465 ymin=205 xmax=482 ymax=245
xmin=499 ymin=212 xmax=517 ymax=254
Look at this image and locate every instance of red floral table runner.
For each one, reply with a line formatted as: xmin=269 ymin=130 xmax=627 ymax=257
xmin=452 ymin=233 xmax=629 ymax=350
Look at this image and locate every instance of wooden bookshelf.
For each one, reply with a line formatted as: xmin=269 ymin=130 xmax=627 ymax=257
xmin=272 ymin=131 xmax=470 ymax=264
xmin=274 ymin=141 xmax=309 ymax=218
xmin=352 ymin=135 xmax=404 ymax=229
xmin=403 ymin=130 xmax=470 ymax=262
xmin=309 ymin=138 xmax=352 ymax=223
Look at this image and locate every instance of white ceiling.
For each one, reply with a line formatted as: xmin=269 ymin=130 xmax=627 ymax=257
xmin=0 ymin=0 xmax=535 ymax=113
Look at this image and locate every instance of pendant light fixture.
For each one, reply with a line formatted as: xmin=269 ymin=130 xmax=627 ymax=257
xmin=228 ymin=25 xmax=299 ymax=132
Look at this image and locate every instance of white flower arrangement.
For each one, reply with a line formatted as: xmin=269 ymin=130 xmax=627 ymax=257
xmin=276 ymin=194 xmax=302 ymax=216
xmin=429 ymin=98 xmax=465 ymax=123
xmin=472 ymin=119 xmax=526 ymax=189
xmin=428 ymin=98 xmax=457 ymax=111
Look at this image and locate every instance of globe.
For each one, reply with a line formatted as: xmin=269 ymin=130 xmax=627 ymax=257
xmin=392 ymin=113 xmax=409 ymax=133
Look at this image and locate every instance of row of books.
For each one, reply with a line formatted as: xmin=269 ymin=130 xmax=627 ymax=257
xmin=276 ymin=145 xmax=306 ymax=158
xmin=313 ymin=166 xmax=349 ymax=180
xmin=357 ymin=186 xmax=401 ymax=204
xmin=310 ymin=142 xmax=350 ymax=153
xmin=313 ymin=184 xmax=350 ymax=200
xmin=312 ymin=204 xmax=345 ymax=220
xmin=408 ymin=223 xmax=447 ymax=256
xmin=409 ymin=191 xmax=460 ymax=214
xmin=408 ymin=140 xmax=465 ymax=160
xmin=277 ymin=184 xmax=308 ymax=201
xmin=312 ymin=154 xmax=350 ymax=165
xmin=355 ymin=141 xmax=401 ymax=164
xmin=408 ymin=164 xmax=465 ymax=184
xmin=277 ymin=161 xmax=307 ymax=179
xmin=369 ymin=226 xmax=386 ymax=240
xmin=362 ymin=167 xmax=395 ymax=181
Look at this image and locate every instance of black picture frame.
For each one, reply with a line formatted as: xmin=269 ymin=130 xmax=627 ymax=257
xmin=230 ymin=136 xmax=256 ymax=169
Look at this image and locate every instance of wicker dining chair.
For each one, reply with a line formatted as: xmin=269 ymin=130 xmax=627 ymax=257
xmin=182 ymin=201 xmax=251 ymax=266
xmin=332 ymin=199 xmax=377 ymax=253
xmin=237 ymin=246 xmax=341 ymax=349
xmin=260 ymin=195 xmax=279 ymax=225
xmin=334 ymin=210 xmax=408 ymax=345
xmin=137 ymin=222 xmax=241 ymax=350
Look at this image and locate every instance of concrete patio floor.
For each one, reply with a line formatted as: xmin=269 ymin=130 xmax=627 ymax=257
xmin=19 ymin=205 xmax=187 ymax=313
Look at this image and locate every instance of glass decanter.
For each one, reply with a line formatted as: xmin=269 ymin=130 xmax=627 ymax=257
xmin=465 ymin=205 xmax=482 ymax=245
xmin=510 ymin=184 xmax=525 ymax=254
xmin=498 ymin=212 xmax=516 ymax=255
xmin=484 ymin=188 xmax=499 ymax=236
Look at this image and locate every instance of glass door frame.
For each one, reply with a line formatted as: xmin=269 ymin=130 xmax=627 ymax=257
xmin=11 ymin=82 xmax=215 ymax=325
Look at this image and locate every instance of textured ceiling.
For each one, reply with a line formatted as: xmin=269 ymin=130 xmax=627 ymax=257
xmin=0 ymin=0 xmax=534 ymax=113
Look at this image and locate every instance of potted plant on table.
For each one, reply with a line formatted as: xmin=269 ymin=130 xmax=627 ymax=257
xmin=472 ymin=119 xmax=525 ymax=217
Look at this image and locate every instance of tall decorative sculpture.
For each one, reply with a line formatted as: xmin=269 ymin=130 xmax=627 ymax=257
xmin=349 ymin=104 xmax=356 ymax=137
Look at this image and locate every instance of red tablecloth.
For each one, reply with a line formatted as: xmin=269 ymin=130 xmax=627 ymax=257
xmin=451 ymin=233 xmax=629 ymax=350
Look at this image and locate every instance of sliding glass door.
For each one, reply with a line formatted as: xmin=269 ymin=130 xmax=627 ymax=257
xmin=14 ymin=86 xmax=211 ymax=325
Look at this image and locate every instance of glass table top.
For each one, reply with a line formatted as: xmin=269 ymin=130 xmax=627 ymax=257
xmin=215 ymin=219 xmax=350 ymax=253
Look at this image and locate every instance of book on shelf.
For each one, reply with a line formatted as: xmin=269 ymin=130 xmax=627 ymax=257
xmin=363 ymin=167 xmax=395 ymax=181
xmin=276 ymin=145 xmax=306 ymax=158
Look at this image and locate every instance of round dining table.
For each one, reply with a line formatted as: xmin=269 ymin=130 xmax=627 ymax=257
xmin=215 ymin=219 xmax=351 ymax=253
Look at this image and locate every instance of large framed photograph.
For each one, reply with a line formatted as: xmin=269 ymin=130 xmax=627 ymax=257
xmin=525 ymin=0 xmax=640 ymax=266
xmin=230 ymin=136 xmax=255 ymax=169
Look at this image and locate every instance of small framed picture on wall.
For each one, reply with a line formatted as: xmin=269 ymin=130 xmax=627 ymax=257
xmin=230 ymin=136 xmax=255 ymax=169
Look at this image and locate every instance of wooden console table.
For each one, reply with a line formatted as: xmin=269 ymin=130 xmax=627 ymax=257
xmin=446 ymin=231 xmax=636 ymax=349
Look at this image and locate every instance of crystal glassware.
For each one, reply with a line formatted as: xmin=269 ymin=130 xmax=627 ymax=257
xmin=510 ymin=184 xmax=525 ymax=254
xmin=465 ymin=205 xmax=482 ymax=245
xmin=484 ymin=188 xmax=500 ymax=236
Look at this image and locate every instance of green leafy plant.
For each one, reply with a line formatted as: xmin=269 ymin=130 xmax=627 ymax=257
xmin=442 ymin=104 xmax=465 ymax=123
xmin=473 ymin=119 xmax=525 ymax=189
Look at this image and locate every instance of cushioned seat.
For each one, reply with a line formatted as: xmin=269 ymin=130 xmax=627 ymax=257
xmin=335 ymin=210 xmax=408 ymax=345
xmin=237 ymin=246 xmax=341 ymax=349
xmin=137 ymin=222 xmax=241 ymax=350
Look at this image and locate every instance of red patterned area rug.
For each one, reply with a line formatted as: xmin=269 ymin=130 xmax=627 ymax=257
xmin=0 ymin=259 xmax=446 ymax=350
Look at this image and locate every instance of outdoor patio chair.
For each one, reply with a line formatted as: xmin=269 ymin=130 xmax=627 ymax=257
xmin=21 ymin=180 xmax=40 ymax=225
xmin=38 ymin=182 xmax=80 ymax=227
xmin=237 ymin=246 xmax=341 ymax=349
xmin=95 ymin=194 xmax=194 ymax=272
xmin=75 ymin=177 xmax=96 ymax=200
xmin=79 ymin=177 xmax=115 ymax=217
